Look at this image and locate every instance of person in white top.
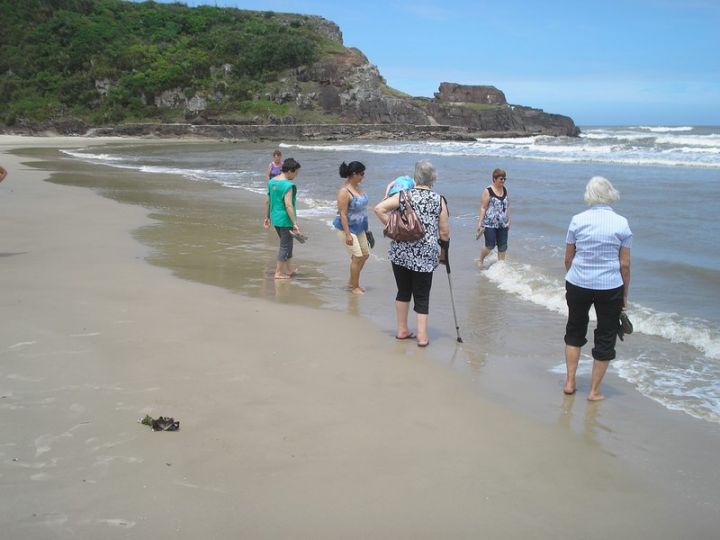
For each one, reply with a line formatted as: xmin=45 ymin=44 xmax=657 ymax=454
xmin=563 ymin=176 xmax=632 ymax=401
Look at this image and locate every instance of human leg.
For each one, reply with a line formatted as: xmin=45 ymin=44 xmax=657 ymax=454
xmin=591 ymin=286 xmax=624 ymax=361
xmin=350 ymin=233 xmax=370 ymax=293
xmin=338 ymin=231 xmax=369 ymax=293
xmin=349 ymin=256 xmax=366 ymax=294
xmin=587 ymin=286 xmax=624 ymax=400
xmin=564 ymin=281 xmax=592 ymax=394
xmin=496 ymin=227 xmax=509 ymax=261
xmin=274 ymin=227 xmax=294 ymax=278
xmin=416 ymin=314 xmax=429 ymax=346
xmin=479 ymin=228 xmax=497 ymax=267
xmin=355 ymin=232 xmax=370 ymax=281
xmin=410 ymin=270 xmax=433 ymax=346
xmin=392 ymin=263 xmax=413 ymax=338
xmin=588 ymin=360 xmax=610 ymax=401
xmin=395 ymin=300 xmax=411 ymax=338
xmin=281 ymin=259 xmax=296 ymax=276
xmin=274 ymin=261 xmax=289 ymax=279
xmin=564 ymin=345 xmax=581 ymax=394
xmin=479 ymin=247 xmax=491 ymax=267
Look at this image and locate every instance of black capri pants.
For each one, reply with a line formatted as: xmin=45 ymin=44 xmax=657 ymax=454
xmin=392 ymin=263 xmax=433 ymax=315
xmin=564 ymin=281 xmax=624 ymax=361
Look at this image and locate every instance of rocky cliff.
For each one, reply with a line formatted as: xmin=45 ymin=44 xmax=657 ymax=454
xmin=86 ymin=10 xmax=578 ymax=138
xmin=2 ymin=5 xmax=578 ymax=139
xmin=185 ymin=17 xmax=578 ymax=137
xmin=192 ymin=44 xmax=579 ymax=138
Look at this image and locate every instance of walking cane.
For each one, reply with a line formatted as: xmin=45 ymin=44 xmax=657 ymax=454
xmin=439 ymin=239 xmax=463 ymax=343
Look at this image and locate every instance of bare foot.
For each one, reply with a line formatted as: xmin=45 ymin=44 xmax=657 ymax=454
xmin=477 ymin=259 xmax=485 ymax=268
xmin=587 ymin=392 xmax=605 ymax=401
xmin=274 ymin=273 xmax=291 ymax=280
xmin=351 ymin=287 xmax=365 ymax=295
xmin=563 ymin=381 xmax=576 ymax=395
xmin=288 ymin=269 xmax=298 ymax=276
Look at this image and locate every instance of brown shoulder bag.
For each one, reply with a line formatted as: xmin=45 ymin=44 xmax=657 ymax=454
xmin=383 ymin=190 xmax=426 ymax=242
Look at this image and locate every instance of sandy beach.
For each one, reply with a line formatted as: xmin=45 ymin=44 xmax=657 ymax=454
xmin=1 ymin=135 xmax=719 ymax=539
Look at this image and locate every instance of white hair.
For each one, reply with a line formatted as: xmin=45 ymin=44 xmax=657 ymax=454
xmin=584 ymin=176 xmax=620 ymax=205
xmin=414 ymin=160 xmax=437 ymax=187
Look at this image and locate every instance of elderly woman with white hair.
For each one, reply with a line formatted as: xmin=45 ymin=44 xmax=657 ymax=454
xmin=374 ymin=160 xmax=450 ymax=347
xmin=563 ymin=176 xmax=632 ymax=400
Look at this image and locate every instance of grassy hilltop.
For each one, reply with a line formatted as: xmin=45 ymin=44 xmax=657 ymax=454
xmin=0 ymin=0 xmax=336 ymax=126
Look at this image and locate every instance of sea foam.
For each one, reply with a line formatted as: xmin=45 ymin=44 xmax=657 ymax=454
xmin=280 ymin=128 xmax=720 ymax=169
xmin=483 ymin=260 xmax=720 ymax=360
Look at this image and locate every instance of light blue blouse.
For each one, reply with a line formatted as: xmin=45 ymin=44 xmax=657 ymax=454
xmin=565 ymin=205 xmax=633 ymax=290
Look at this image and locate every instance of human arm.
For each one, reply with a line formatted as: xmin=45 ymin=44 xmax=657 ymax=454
xmin=439 ymin=196 xmax=450 ymax=242
xmin=564 ymin=243 xmax=576 ymax=271
xmin=337 ymin=188 xmax=354 ymax=245
xmin=0 ymin=166 xmax=6 ymax=183
xmin=374 ymin=193 xmax=400 ymax=226
xmin=263 ymin=196 xmax=270 ymax=229
xmin=266 ymin=163 xmax=272 ymax=179
xmin=477 ymin=189 xmax=489 ymax=231
xmin=619 ymin=247 xmax=631 ymax=308
xmin=283 ymin=188 xmax=299 ymax=231
xmin=384 ymin=181 xmax=393 ymax=198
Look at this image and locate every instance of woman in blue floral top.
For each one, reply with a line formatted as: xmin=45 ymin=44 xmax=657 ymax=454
xmin=333 ymin=161 xmax=370 ymax=295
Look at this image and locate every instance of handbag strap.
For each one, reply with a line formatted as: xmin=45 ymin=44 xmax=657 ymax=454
xmin=396 ymin=190 xmax=406 ymax=213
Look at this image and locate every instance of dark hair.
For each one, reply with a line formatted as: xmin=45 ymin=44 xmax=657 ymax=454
xmin=282 ymin=158 xmax=301 ymax=173
xmin=339 ymin=161 xmax=365 ymax=178
xmin=492 ymin=168 xmax=506 ymax=179
xmin=272 ymin=149 xmax=282 ymax=157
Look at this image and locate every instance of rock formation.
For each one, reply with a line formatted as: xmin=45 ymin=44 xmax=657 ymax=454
xmin=435 ymin=83 xmax=507 ymax=105
xmin=175 ymin=13 xmax=580 ymax=138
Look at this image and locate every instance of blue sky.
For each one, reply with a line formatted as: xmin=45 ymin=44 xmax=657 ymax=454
xmin=140 ymin=0 xmax=720 ymax=125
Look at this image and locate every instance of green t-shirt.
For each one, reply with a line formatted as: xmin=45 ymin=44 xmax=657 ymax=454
xmin=268 ymin=178 xmax=296 ymax=227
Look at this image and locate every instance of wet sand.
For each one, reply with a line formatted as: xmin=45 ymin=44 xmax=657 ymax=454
xmin=1 ymin=135 xmax=718 ymax=539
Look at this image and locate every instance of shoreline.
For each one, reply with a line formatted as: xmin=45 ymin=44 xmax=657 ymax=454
xmin=1 ymin=121 xmax=571 ymax=142
xmin=1 ymin=135 xmax=718 ymax=538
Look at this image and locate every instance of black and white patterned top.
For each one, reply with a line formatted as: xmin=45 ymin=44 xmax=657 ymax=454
xmin=482 ymin=186 xmax=509 ymax=228
xmin=388 ymin=189 xmax=442 ymax=273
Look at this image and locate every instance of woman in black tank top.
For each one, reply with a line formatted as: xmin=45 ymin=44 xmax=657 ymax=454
xmin=476 ymin=168 xmax=511 ymax=267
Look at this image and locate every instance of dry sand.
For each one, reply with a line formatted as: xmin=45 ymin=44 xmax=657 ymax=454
xmin=1 ymin=136 xmax=717 ymax=539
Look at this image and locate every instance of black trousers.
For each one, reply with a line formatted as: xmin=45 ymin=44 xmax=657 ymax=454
xmin=564 ymin=281 xmax=624 ymax=361
xmin=392 ymin=263 xmax=433 ymax=315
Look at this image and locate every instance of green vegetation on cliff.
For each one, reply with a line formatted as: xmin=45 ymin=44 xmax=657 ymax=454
xmin=0 ymin=0 xmax=329 ymax=125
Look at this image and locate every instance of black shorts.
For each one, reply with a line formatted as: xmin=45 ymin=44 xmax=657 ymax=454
xmin=564 ymin=281 xmax=624 ymax=361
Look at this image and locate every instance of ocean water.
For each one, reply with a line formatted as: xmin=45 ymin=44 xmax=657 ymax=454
xmin=61 ymin=126 xmax=720 ymax=423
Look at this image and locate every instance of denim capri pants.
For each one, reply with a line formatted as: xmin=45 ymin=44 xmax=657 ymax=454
xmin=484 ymin=227 xmax=509 ymax=252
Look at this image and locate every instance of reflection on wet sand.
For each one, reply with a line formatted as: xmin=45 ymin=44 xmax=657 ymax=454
xmin=558 ymin=395 xmax=615 ymax=451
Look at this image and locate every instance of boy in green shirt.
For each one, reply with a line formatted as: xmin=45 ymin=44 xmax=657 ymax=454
xmin=264 ymin=158 xmax=304 ymax=279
